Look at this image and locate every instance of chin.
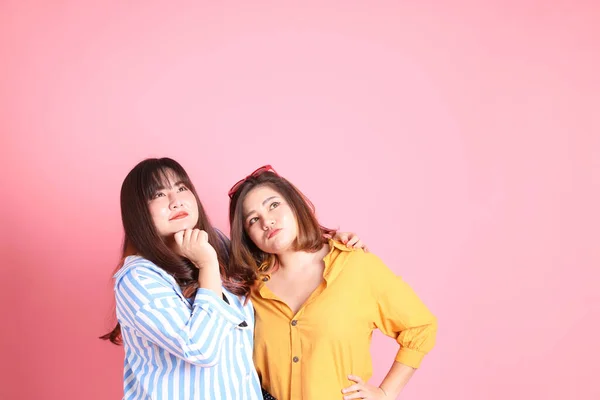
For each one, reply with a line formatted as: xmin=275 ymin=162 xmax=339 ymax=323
xmin=173 ymin=221 xmax=195 ymax=231
xmin=268 ymin=239 xmax=295 ymax=254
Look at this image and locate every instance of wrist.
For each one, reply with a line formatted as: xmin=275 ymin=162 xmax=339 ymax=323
xmin=378 ymin=387 xmax=389 ymax=398
xmin=193 ymin=258 xmax=219 ymax=269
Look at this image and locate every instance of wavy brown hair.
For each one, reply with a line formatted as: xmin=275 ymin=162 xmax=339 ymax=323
xmin=228 ymin=170 xmax=336 ymax=283
xmin=101 ymin=157 xmax=253 ymax=345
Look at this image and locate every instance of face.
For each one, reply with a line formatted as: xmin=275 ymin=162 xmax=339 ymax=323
xmin=242 ymin=185 xmax=298 ymax=254
xmin=148 ymin=169 xmax=199 ymax=238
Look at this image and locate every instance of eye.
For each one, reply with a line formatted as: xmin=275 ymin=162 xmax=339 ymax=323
xmin=269 ymin=201 xmax=280 ymax=209
xmin=248 ymin=217 xmax=259 ymax=226
xmin=177 ymin=185 xmax=188 ymax=192
xmin=152 ymin=191 xmax=166 ymax=199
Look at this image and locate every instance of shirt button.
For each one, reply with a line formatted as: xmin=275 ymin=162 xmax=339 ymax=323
xmin=292 ymin=356 xmax=299 ymax=363
xmin=291 ymin=320 xmax=297 ymax=326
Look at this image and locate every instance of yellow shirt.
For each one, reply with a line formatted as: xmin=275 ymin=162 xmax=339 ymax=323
xmin=251 ymin=240 xmax=438 ymax=400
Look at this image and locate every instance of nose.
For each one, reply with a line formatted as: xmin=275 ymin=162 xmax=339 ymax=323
xmin=169 ymin=192 xmax=184 ymax=209
xmin=262 ymin=217 xmax=275 ymax=230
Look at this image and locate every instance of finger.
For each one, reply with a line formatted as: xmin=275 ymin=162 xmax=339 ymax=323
xmin=191 ymin=229 xmax=200 ymax=243
xmin=347 ymin=375 xmax=363 ymax=384
xmin=363 ymin=246 xmax=369 ymax=253
xmin=349 ymin=238 xmax=362 ymax=248
xmin=342 ymin=390 xmax=365 ymax=400
xmin=345 ymin=235 xmax=359 ymax=247
xmin=198 ymin=230 xmax=208 ymax=243
xmin=322 ymin=232 xmax=333 ymax=239
xmin=339 ymin=233 xmax=349 ymax=244
xmin=174 ymin=231 xmax=184 ymax=247
xmin=184 ymin=229 xmax=194 ymax=247
xmin=342 ymin=383 xmax=362 ymax=393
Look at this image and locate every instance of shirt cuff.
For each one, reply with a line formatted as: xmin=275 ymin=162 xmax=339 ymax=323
xmin=395 ymin=347 xmax=426 ymax=369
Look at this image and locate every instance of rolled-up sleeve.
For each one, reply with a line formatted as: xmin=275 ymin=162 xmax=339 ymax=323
xmin=368 ymin=254 xmax=438 ymax=368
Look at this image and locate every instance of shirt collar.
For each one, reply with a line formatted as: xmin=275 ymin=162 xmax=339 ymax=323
xmin=255 ymin=239 xmax=352 ymax=298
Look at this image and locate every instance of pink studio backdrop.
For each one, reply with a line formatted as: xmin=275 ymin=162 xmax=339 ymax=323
xmin=1 ymin=1 xmax=599 ymax=399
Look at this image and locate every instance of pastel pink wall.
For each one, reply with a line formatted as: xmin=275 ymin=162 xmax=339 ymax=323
xmin=1 ymin=1 xmax=598 ymax=399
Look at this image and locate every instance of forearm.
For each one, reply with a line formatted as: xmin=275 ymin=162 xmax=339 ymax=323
xmin=196 ymin=262 xmax=222 ymax=296
xmin=117 ymin=267 xmax=243 ymax=367
xmin=379 ymin=361 xmax=416 ymax=399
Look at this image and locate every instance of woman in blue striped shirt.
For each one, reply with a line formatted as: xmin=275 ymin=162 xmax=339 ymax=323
xmin=101 ymin=158 xmax=263 ymax=399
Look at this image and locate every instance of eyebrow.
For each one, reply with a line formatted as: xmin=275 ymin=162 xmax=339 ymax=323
xmin=243 ymin=196 xmax=279 ymax=220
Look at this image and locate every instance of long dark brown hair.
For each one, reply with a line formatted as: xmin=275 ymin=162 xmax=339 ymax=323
xmin=101 ymin=157 xmax=252 ymax=345
xmin=228 ymin=171 xmax=336 ymax=280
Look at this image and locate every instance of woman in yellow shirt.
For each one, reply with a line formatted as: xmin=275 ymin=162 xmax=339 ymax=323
xmin=227 ymin=166 xmax=438 ymax=400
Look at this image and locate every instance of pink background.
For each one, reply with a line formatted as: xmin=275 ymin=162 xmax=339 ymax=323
xmin=1 ymin=1 xmax=599 ymax=399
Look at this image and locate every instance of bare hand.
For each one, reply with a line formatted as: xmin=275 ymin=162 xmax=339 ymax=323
xmin=342 ymin=375 xmax=388 ymax=400
xmin=173 ymin=229 xmax=218 ymax=269
xmin=332 ymin=231 xmax=369 ymax=252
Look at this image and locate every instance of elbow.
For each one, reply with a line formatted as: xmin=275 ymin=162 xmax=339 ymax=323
xmin=423 ymin=314 xmax=438 ymax=351
xmin=395 ymin=317 xmax=438 ymax=368
xmin=183 ymin=347 xmax=222 ymax=367
xmin=429 ymin=315 xmax=438 ymax=335
xmin=406 ymin=315 xmax=438 ymax=353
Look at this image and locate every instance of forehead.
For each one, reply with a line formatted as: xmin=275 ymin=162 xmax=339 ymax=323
xmin=153 ymin=168 xmax=182 ymax=188
xmin=242 ymin=185 xmax=281 ymax=212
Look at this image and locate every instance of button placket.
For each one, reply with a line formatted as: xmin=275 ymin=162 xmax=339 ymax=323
xmin=290 ymin=312 xmax=303 ymax=394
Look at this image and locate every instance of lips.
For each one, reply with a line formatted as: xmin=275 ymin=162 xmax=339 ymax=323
xmin=169 ymin=211 xmax=188 ymax=221
xmin=268 ymin=229 xmax=281 ymax=239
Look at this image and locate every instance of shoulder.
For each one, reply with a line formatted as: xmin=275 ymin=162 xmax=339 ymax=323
xmin=114 ymin=256 xmax=175 ymax=289
xmin=329 ymin=240 xmax=386 ymax=268
xmin=349 ymin=250 xmax=389 ymax=272
xmin=334 ymin=246 xmax=397 ymax=283
xmin=324 ymin=241 xmax=390 ymax=283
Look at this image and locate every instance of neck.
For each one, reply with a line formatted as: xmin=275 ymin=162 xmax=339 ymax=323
xmin=275 ymin=244 xmax=329 ymax=273
xmin=163 ymin=235 xmax=178 ymax=252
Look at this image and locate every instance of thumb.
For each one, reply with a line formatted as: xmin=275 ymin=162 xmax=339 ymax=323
xmin=197 ymin=230 xmax=209 ymax=243
xmin=174 ymin=230 xmax=185 ymax=247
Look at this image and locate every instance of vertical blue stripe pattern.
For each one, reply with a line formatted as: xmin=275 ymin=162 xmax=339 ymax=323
xmin=114 ymin=256 xmax=262 ymax=400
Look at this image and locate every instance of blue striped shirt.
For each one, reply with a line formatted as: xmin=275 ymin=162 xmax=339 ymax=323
xmin=114 ymin=256 xmax=262 ymax=400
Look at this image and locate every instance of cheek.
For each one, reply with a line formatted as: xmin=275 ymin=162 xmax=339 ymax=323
xmin=281 ymin=209 xmax=297 ymax=229
xmin=247 ymin=226 xmax=262 ymax=243
xmin=184 ymin=192 xmax=197 ymax=206
xmin=149 ymin=202 xmax=170 ymax=223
